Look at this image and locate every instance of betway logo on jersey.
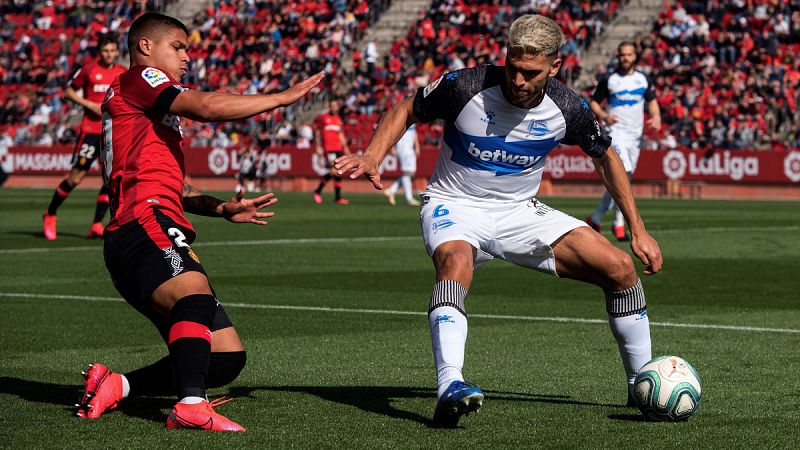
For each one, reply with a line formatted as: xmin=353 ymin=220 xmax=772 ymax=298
xmin=610 ymin=87 xmax=646 ymax=107
xmin=444 ymin=123 xmax=558 ymax=176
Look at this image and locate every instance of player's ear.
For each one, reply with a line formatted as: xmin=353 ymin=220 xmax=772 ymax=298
xmin=548 ymin=57 xmax=562 ymax=77
xmin=137 ymin=37 xmax=152 ymax=56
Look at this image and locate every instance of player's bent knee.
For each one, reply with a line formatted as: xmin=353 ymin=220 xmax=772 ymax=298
xmin=207 ymin=351 xmax=247 ymax=388
xmin=433 ymin=243 xmax=473 ymax=273
xmin=603 ymin=250 xmax=637 ymax=290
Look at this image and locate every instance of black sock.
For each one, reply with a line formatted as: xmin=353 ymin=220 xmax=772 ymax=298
xmin=168 ymin=295 xmax=216 ymax=399
xmin=124 ymin=351 xmax=247 ymax=397
xmin=92 ymin=186 xmax=109 ymax=223
xmin=316 ymin=175 xmax=331 ymax=193
xmin=334 ymin=178 xmax=342 ymax=200
xmin=47 ymin=180 xmax=73 ymax=215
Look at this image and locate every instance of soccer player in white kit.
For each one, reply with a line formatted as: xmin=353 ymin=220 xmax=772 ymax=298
xmin=587 ymin=42 xmax=661 ymax=241
xmin=335 ymin=15 xmax=663 ymax=427
xmin=383 ymin=124 xmax=421 ymax=206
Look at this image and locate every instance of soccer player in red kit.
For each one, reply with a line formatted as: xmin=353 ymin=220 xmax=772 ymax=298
xmin=313 ymin=99 xmax=350 ymax=204
xmin=74 ymin=13 xmax=324 ymax=431
xmin=43 ymin=34 xmax=126 ymax=240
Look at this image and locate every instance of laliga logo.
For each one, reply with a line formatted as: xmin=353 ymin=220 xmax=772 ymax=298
xmin=663 ymin=150 xmax=687 ymax=179
xmin=784 ymin=151 xmax=800 ymax=182
xmin=208 ymin=148 xmax=230 ymax=175
xmin=663 ymin=150 xmax=759 ymax=181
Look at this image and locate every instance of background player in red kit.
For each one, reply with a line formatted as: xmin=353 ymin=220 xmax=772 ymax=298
xmin=43 ymin=34 xmax=126 ymax=240
xmin=313 ymin=99 xmax=350 ymax=204
xmin=74 ymin=13 xmax=324 ymax=432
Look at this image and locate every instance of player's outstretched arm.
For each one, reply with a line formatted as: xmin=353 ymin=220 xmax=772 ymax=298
xmin=170 ymin=72 xmax=325 ymax=122
xmin=182 ymin=183 xmax=277 ymax=225
xmin=334 ymin=96 xmax=419 ymax=189
xmin=592 ymin=150 xmax=663 ymax=274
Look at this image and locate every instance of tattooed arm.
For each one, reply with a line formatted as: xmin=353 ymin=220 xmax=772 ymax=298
xmin=182 ymin=183 xmax=225 ymax=217
xmin=182 ymin=183 xmax=279 ymax=224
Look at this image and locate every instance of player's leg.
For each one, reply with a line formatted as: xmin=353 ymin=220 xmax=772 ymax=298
xmin=429 ymin=240 xmax=484 ymax=426
xmin=87 ymin=185 xmax=110 ymax=238
xmin=552 ymin=227 xmax=651 ymax=403
xmin=43 ymin=167 xmax=87 ymax=239
xmin=384 ymin=178 xmax=399 ymax=205
xmin=146 ymin=273 xmax=245 ymax=431
xmin=333 ymin=176 xmax=348 ymax=204
xmin=401 ymin=174 xmax=418 ymax=205
xmin=420 ymin=199 xmax=491 ymax=426
xmin=587 ymin=191 xmax=613 ymax=231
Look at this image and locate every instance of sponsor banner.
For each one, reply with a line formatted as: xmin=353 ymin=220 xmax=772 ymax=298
xmin=1 ymin=145 xmax=100 ymax=175
xmin=4 ymin=145 xmax=799 ymax=184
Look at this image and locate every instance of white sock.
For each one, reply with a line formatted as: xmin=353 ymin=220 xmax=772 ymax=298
xmin=613 ymin=206 xmax=625 ymax=228
xmin=388 ymin=179 xmax=399 ymax=195
xmin=401 ymin=175 xmax=414 ymax=202
xmin=179 ymin=396 xmax=206 ymax=405
xmin=609 ymin=312 xmax=652 ymax=384
xmin=606 ymin=280 xmax=651 ymax=384
xmin=430 ymin=306 xmax=467 ymax=399
xmin=120 ymin=374 xmax=130 ymax=399
xmin=592 ymin=191 xmax=614 ymax=223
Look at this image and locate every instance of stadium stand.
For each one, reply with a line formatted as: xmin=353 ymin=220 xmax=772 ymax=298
xmin=3 ymin=0 xmax=799 ymax=152
xmin=592 ymin=0 xmax=800 ymax=151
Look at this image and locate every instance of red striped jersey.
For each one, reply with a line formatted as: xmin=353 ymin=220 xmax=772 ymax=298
xmin=69 ymin=61 xmax=126 ymax=134
xmin=314 ymin=113 xmax=344 ymax=152
xmin=100 ymin=65 xmax=192 ymax=234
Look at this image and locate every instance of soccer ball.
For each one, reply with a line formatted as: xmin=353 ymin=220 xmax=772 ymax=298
xmin=633 ymin=355 xmax=702 ymax=421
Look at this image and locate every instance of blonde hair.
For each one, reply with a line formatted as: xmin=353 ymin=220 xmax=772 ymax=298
xmin=508 ymin=14 xmax=564 ymax=58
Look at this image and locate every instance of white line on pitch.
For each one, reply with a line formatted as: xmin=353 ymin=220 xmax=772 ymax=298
xmin=0 ymin=236 xmax=420 ymax=255
xmin=2 ymin=225 xmax=798 ymax=255
xmin=1 ymin=292 xmax=797 ymax=334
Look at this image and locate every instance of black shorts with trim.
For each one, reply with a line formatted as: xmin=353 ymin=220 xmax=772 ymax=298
xmin=103 ymin=209 xmax=233 ymax=341
xmin=70 ymin=133 xmax=102 ymax=171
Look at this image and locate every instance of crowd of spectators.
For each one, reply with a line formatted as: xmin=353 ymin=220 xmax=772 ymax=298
xmin=336 ymin=0 xmax=622 ymax=151
xmin=604 ymin=0 xmax=800 ymax=151
xmin=0 ymin=0 xmax=391 ymax=149
xmin=6 ymin=0 xmax=798 ymax=153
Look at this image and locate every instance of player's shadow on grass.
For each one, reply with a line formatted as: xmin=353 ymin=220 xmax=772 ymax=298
xmin=5 ymin=230 xmax=96 ymax=240
xmin=0 ymin=376 xmax=172 ymax=423
xmin=228 ymin=385 xmax=623 ymax=427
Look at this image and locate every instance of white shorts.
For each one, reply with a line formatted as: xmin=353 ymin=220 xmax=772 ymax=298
xmin=610 ymin=134 xmax=641 ymax=173
xmin=397 ymin=149 xmax=417 ymax=173
xmin=419 ymin=196 xmax=587 ymax=275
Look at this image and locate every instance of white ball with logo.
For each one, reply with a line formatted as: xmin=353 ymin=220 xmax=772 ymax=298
xmin=633 ymin=355 xmax=702 ymax=421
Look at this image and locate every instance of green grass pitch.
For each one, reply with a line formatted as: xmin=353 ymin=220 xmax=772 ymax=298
xmin=1 ymin=188 xmax=798 ymax=448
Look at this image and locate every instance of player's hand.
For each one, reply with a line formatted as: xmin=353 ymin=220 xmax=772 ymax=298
xmin=646 ymin=116 xmax=661 ymax=132
xmin=630 ymin=230 xmax=662 ymax=275
xmin=278 ymin=72 xmax=325 ymax=106
xmin=605 ymin=114 xmax=618 ymax=125
xmin=220 ymin=191 xmax=278 ymax=225
xmin=334 ymin=154 xmax=383 ymax=190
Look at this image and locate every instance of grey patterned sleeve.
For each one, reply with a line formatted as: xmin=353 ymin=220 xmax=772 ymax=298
xmin=547 ymin=79 xmax=611 ymax=157
xmin=412 ymin=66 xmax=492 ymax=123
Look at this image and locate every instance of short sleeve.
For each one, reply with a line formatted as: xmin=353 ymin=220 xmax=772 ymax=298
xmin=412 ymin=67 xmax=485 ymax=123
xmin=590 ymin=73 xmax=609 ymax=103
xmin=120 ymin=66 xmax=188 ymax=114
xmin=562 ymin=96 xmax=611 ymax=157
xmin=643 ymin=73 xmax=656 ymax=102
xmin=68 ymin=66 xmax=87 ymax=90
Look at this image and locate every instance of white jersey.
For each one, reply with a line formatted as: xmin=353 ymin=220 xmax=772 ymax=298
xmin=413 ymin=66 xmax=610 ymax=204
xmin=592 ymin=70 xmax=656 ymax=140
